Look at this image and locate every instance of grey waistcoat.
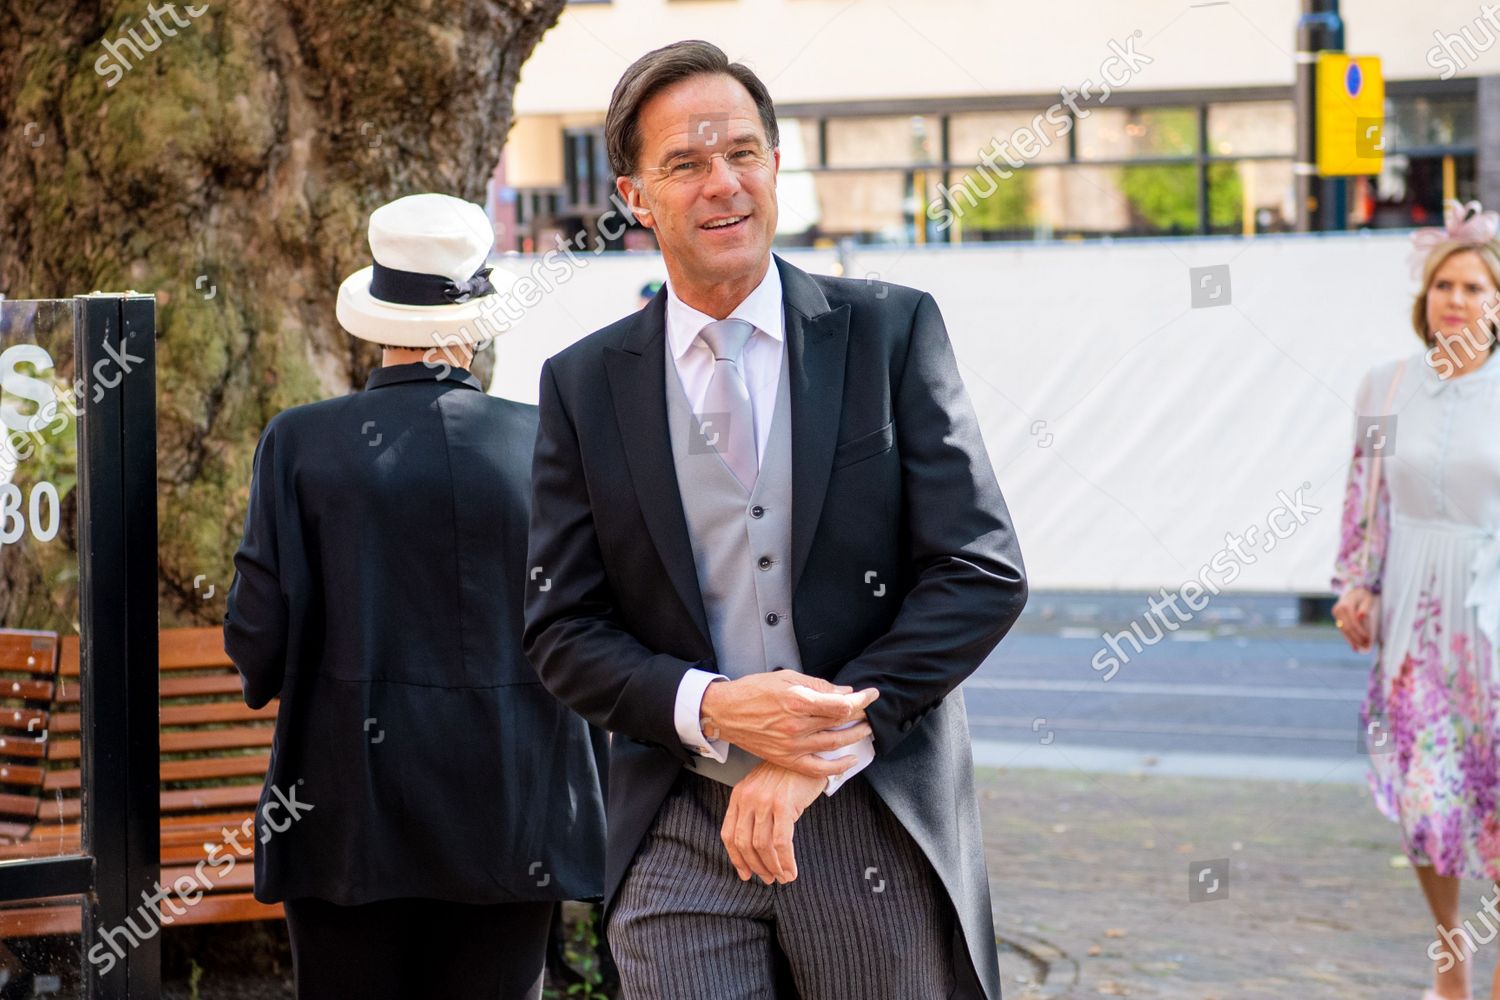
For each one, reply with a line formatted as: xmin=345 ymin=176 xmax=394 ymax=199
xmin=664 ymin=334 xmax=800 ymax=786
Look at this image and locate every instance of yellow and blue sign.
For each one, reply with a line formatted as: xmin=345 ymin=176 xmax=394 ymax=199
xmin=1316 ymin=53 xmax=1385 ymax=176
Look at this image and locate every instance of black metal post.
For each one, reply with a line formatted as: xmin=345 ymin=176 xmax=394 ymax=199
xmin=1196 ymin=105 xmax=1211 ymax=234
xmin=120 ymin=295 xmax=160 ymax=1000
xmin=78 ymin=294 xmax=159 ymax=1000
xmin=1295 ymin=0 xmax=1346 ymax=231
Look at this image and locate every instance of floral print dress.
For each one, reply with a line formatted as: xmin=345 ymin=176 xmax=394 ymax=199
xmin=1334 ymin=349 xmax=1500 ymax=879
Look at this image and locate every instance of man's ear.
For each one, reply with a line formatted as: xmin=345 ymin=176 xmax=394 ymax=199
xmin=617 ymin=175 xmax=654 ymax=229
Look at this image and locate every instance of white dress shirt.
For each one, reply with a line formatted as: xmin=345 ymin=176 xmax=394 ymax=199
xmin=665 ymin=260 xmax=875 ymax=795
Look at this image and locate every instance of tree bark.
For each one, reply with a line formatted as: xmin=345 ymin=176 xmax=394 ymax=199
xmin=0 ymin=0 xmax=565 ymax=628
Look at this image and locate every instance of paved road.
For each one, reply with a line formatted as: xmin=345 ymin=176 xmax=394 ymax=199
xmin=966 ymin=591 xmax=1373 ymax=780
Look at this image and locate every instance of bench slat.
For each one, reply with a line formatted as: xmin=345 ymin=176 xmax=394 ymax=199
xmin=0 ymin=736 xmax=46 ymax=760
xmin=0 ymin=808 xmax=263 ymax=861
xmin=162 ymin=755 xmax=270 ymax=784
xmin=0 ymin=902 xmax=80 ymax=937
xmin=161 ymin=674 xmax=247 ymax=699
xmin=0 ymin=626 xmax=290 ymax=941
xmin=0 ymin=709 xmax=46 ymax=733
xmin=44 ymin=754 xmax=270 ymax=792
xmin=0 ymin=793 xmax=39 ymax=820
xmin=0 ymin=680 xmax=53 ymax=701
xmin=40 ymin=785 xmax=263 ymax=824
xmin=161 ymin=863 xmax=255 ymax=893
xmin=0 ymin=764 xmax=46 ymax=789
xmin=55 ymin=673 xmax=248 ymax=707
xmin=0 ymin=895 xmax=283 ymax=937
xmin=158 ymin=628 xmax=235 ymax=671
xmin=48 ymin=726 xmax=276 ymax=764
xmin=50 ymin=701 xmax=276 ymax=736
xmin=0 ymin=632 xmax=57 ymax=675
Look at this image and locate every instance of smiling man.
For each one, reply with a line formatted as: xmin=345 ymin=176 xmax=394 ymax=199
xmin=523 ymin=40 xmax=1027 ymax=999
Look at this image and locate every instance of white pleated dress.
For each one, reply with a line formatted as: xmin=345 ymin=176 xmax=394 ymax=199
xmin=1333 ymin=348 xmax=1500 ymax=879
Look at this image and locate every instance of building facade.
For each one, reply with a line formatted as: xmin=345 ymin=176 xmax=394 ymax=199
xmin=492 ymin=0 xmax=1500 ymax=252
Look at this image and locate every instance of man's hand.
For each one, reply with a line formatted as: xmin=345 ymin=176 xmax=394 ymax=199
xmin=699 ymin=671 xmax=877 ymax=778
xmin=721 ymin=762 xmax=826 ymax=884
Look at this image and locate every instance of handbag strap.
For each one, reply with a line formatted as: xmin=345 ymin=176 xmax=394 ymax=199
xmin=1357 ymin=359 xmax=1407 ymax=582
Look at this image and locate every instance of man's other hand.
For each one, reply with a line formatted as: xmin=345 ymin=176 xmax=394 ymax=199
xmin=720 ymin=762 xmax=827 ymax=883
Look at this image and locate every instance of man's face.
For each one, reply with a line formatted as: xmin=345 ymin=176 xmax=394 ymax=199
xmin=618 ymin=73 xmax=780 ymax=290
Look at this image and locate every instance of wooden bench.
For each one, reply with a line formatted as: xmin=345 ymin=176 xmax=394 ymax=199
xmin=0 ymin=626 xmax=282 ymax=935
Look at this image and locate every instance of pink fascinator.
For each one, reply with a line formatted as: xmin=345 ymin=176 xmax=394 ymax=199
xmin=1408 ymin=199 xmax=1500 ymax=279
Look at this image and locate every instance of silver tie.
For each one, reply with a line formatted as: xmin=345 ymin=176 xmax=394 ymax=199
xmin=695 ymin=318 xmax=758 ymax=491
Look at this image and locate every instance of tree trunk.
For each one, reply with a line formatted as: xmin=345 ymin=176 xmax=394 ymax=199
xmin=0 ymin=0 xmax=565 ymax=628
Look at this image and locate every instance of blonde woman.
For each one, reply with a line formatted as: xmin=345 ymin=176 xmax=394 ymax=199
xmin=1333 ymin=200 xmax=1500 ymax=1000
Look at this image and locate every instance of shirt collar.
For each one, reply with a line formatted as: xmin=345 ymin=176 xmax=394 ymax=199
xmin=1422 ymin=348 xmax=1500 ymax=395
xmin=364 ymin=362 xmax=483 ymax=392
xmin=665 ymin=256 xmax=785 ymax=362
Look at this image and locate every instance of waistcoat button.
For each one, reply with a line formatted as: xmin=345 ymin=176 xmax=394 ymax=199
xmin=750 ymin=505 xmax=765 ymax=518
xmin=765 ymin=612 xmax=779 ymax=625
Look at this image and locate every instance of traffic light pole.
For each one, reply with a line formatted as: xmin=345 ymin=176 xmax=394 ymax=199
xmin=1294 ymin=0 xmax=1346 ymax=231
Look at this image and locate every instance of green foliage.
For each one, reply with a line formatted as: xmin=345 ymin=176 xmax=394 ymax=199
xmin=1206 ymin=162 xmax=1246 ymax=230
xmin=187 ymin=958 xmax=204 ymax=1000
xmin=542 ymin=905 xmax=614 ymax=1000
xmin=1108 ymin=107 xmax=1244 ymax=234
xmin=948 ymin=167 xmax=1034 ymax=235
xmin=1118 ymin=162 xmax=1243 ymax=233
xmin=1118 ymin=164 xmax=1197 ymax=232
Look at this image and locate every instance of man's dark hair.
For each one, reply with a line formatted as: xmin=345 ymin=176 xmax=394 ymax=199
xmin=604 ymin=40 xmax=780 ymax=180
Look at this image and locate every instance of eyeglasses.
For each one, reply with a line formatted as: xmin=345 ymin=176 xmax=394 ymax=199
xmin=639 ymin=142 xmax=773 ymax=185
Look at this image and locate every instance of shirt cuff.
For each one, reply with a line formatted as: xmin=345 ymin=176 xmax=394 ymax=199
xmin=819 ymin=722 xmax=875 ymax=796
xmin=674 ymin=668 xmax=730 ymax=760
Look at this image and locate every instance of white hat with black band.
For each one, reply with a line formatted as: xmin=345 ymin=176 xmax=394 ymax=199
xmin=336 ymin=192 xmax=512 ymax=348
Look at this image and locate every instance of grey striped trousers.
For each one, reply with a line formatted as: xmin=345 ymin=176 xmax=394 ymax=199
xmin=608 ymin=771 xmax=957 ymax=1000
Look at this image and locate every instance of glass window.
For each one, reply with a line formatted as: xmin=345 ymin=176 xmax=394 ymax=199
xmin=777 ymin=169 xmax=940 ymax=244
xmin=1385 ymin=95 xmax=1476 ymax=149
xmin=1359 ymin=152 xmax=1478 ymax=228
xmin=1207 ymin=159 xmax=1295 ymax=234
xmin=0 ymin=299 xmax=84 ymax=862
xmin=1207 ymin=101 xmax=1295 ymax=157
xmin=1118 ymin=163 xmax=1201 ymax=232
xmin=0 ymin=894 xmax=83 ymax=994
xmin=776 ymin=117 xmax=821 ymax=170
xmin=1025 ymin=164 xmax=1202 ymax=237
xmin=943 ymin=166 xmax=1038 ymax=241
xmin=948 ymin=111 xmax=1068 ymax=166
xmin=814 ymin=169 xmax=908 ymax=240
xmin=1076 ymin=106 xmax=1198 ymax=161
xmin=563 ymin=129 xmax=608 ymax=209
xmin=825 ymin=115 xmax=938 ymax=167
xmin=1032 ymin=165 xmax=1130 ymax=236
